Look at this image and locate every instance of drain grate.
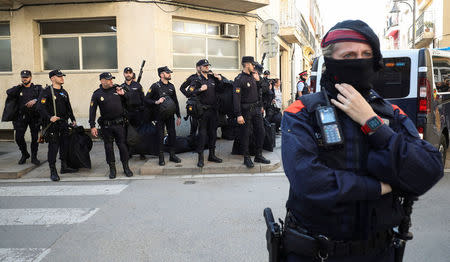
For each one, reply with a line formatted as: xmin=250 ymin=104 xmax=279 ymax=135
xmin=184 ymin=181 xmax=196 ymax=185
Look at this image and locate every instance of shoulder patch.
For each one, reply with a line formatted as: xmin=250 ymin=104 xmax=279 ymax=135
xmin=90 ymin=101 xmax=94 ymax=107
xmin=285 ymin=100 xmax=305 ymax=114
xmin=189 ymin=86 xmax=195 ymax=92
xmin=40 ymin=98 xmax=46 ymax=104
xmin=235 ymin=87 xmax=241 ymax=94
xmin=392 ymin=104 xmax=407 ymax=116
xmin=147 ymin=87 xmax=152 ymax=94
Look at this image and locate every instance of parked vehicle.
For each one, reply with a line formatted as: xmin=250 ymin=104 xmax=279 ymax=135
xmin=310 ymin=48 xmax=450 ymax=164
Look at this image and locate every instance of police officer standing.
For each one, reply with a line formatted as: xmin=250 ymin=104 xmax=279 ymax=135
xmin=233 ymin=56 xmax=270 ymax=168
xmin=186 ymin=59 xmax=223 ymax=167
xmin=37 ymin=70 xmax=78 ymax=181
xmin=90 ymin=72 xmax=133 ymax=179
xmin=296 ymin=71 xmax=310 ymax=99
xmin=121 ymin=67 xmax=146 ymax=160
xmin=180 ymin=62 xmax=201 ymax=137
xmin=145 ymin=66 xmax=181 ymax=166
xmin=6 ymin=70 xmax=42 ymax=165
xmin=281 ymin=20 xmax=443 ymax=261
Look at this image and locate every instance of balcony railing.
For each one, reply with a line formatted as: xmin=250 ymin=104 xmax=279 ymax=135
xmin=279 ymin=0 xmax=309 ymax=44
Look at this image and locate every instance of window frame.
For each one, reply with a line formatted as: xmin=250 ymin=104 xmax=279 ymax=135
xmin=39 ymin=20 xmax=118 ymax=72
xmin=0 ymin=22 xmax=12 ymax=73
xmin=172 ymin=19 xmax=240 ymax=70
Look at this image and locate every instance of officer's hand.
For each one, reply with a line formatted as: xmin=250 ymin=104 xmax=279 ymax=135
xmin=25 ymin=99 xmax=36 ymax=108
xmin=50 ymin=116 xmax=60 ymax=122
xmin=261 ymin=107 xmax=265 ymax=114
xmin=116 ymin=87 xmax=125 ymax=96
xmin=200 ymin=85 xmax=208 ymax=91
xmin=176 ymin=117 xmax=181 ymax=126
xmin=71 ymin=121 xmax=77 ymax=126
xmin=237 ymin=116 xmax=245 ymax=125
xmin=331 ymin=83 xmax=377 ymax=126
xmin=91 ymin=127 xmax=98 ymax=137
xmin=252 ymin=71 xmax=260 ymax=81
xmin=156 ymin=97 xmax=165 ymax=105
xmin=380 ymin=182 xmax=392 ymax=195
xmin=214 ymin=73 xmax=222 ymax=81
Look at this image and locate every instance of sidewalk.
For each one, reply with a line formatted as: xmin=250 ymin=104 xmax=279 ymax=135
xmin=0 ymin=136 xmax=282 ymax=181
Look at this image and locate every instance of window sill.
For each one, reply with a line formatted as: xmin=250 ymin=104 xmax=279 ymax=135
xmin=33 ymin=69 xmax=119 ymax=75
xmin=0 ymin=72 xmax=13 ymax=76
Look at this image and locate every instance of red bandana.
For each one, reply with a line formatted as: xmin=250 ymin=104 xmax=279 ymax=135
xmin=321 ymin=29 xmax=368 ymax=48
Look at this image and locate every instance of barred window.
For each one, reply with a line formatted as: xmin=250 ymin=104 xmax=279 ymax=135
xmin=40 ymin=19 xmax=117 ymax=71
xmin=0 ymin=22 xmax=12 ymax=72
xmin=172 ymin=20 xmax=239 ymax=70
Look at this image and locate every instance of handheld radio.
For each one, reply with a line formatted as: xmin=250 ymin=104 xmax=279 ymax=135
xmin=315 ymin=92 xmax=344 ymax=146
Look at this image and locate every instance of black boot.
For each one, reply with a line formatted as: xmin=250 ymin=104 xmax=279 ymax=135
xmin=50 ymin=164 xmax=60 ymax=181
xmin=60 ymin=161 xmax=78 ymax=174
xmin=159 ymin=152 xmax=165 ymax=166
xmin=122 ymin=161 xmax=133 ymax=177
xmin=31 ymin=153 xmax=40 ymax=165
xmin=244 ymin=156 xmax=254 ymax=168
xmin=208 ymin=149 xmax=222 ymax=163
xmin=18 ymin=152 xmax=30 ymax=165
xmin=169 ymin=152 xmax=181 ymax=163
xmin=197 ymin=152 xmax=204 ymax=167
xmin=254 ymin=150 xmax=271 ymax=164
xmin=109 ymin=162 xmax=116 ymax=179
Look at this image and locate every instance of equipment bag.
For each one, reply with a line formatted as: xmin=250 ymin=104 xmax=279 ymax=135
xmin=126 ymin=124 xmax=140 ymax=147
xmin=67 ymin=125 xmax=93 ymax=169
xmin=159 ymin=95 xmax=177 ymax=120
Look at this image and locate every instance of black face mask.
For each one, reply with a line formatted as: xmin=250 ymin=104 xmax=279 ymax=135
xmin=323 ymin=57 xmax=375 ymax=94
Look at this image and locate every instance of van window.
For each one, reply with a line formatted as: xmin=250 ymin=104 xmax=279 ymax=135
xmin=432 ymin=55 xmax=450 ymax=93
xmin=372 ymin=57 xmax=411 ymax=98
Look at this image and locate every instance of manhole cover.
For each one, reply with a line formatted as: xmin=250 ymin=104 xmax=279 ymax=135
xmin=184 ymin=181 xmax=196 ymax=185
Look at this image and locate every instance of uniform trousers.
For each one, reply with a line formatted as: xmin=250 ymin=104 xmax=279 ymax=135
xmin=13 ymin=113 xmax=40 ymax=155
xmin=196 ymin=108 xmax=218 ymax=153
xmin=101 ymin=124 xmax=129 ymax=164
xmin=157 ymin=117 xmax=176 ymax=153
xmin=239 ymin=107 xmax=265 ymax=156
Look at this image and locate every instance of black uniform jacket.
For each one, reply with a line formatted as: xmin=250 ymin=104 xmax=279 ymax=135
xmin=37 ymin=85 xmax=75 ymax=123
xmin=144 ymin=80 xmax=181 ymax=118
xmin=89 ymin=85 xmax=127 ymax=128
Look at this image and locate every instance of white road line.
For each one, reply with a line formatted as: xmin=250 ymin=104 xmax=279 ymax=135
xmin=0 ymin=184 xmax=128 ymax=197
xmin=0 ymin=248 xmax=50 ymax=262
xmin=0 ymin=208 xmax=99 ymax=226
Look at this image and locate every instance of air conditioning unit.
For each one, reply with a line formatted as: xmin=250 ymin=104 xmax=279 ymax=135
xmin=221 ymin=23 xmax=239 ymax=38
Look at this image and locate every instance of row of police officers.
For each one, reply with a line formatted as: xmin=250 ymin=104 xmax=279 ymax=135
xmin=5 ymin=56 xmax=271 ymax=181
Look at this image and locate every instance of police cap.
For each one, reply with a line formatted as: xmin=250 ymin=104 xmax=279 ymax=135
xmin=48 ymin=69 xmax=66 ymax=78
xmin=99 ymin=72 xmax=115 ymax=80
xmin=241 ymin=56 xmax=256 ymax=65
xmin=20 ymin=70 xmax=32 ymax=78
xmin=263 ymin=70 xmax=270 ymax=76
xmin=157 ymin=66 xmax=173 ymax=76
xmin=123 ymin=67 xmax=133 ymax=73
xmin=196 ymin=59 xmax=211 ymax=67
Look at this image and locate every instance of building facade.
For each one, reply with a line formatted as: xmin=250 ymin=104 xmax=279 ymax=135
xmin=0 ymin=0 xmax=323 ymax=138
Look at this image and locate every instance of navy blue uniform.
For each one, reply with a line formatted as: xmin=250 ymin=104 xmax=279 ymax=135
xmin=187 ymin=74 xmax=223 ymax=153
xmin=122 ymin=81 xmax=145 ymax=127
xmin=180 ymin=73 xmax=200 ymax=136
xmin=233 ymin=72 xmax=265 ymax=156
xmin=6 ymin=83 xmax=42 ymax=157
xmin=281 ymin=90 xmax=443 ymax=261
xmin=37 ymin=86 xmax=75 ymax=166
xmin=89 ymin=85 xmax=129 ymax=164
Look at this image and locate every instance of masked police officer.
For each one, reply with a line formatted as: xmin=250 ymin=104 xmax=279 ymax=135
xmin=90 ymin=72 xmax=133 ymax=179
xmin=121 ymin=67 xmax=146 ymax=160
xmin=37 ymin=70 xmax=78 ymax=181
xmin=186 ymin=59 xmax=224 ymax=167
xmin=180 ymin=62 xmax=201 ymax=137
xmin=281 ymin=20 xmax=443 ymax=261
xmin=145 ymin=66 xmax=181 ymax=166
xmin=6 ymin=70 xmax=42 ymax=165
xmin=233 ymin=56 xmax=271 ymax=168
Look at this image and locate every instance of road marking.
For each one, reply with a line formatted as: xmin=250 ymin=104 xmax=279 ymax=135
xmin=0 ymin=184 xmax=128 ymax=197
xmin=0 ymin=248 xmax=50 ymax=262
xmin=0 ymin=208 xmax=99 ymax=226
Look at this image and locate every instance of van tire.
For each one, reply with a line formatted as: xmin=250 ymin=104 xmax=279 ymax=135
xmin=439 ymin=136 xmax=447 ymax=166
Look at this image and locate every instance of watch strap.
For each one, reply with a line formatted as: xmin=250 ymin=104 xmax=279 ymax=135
xmin=361 ymin=116 xmax=384 ymax=135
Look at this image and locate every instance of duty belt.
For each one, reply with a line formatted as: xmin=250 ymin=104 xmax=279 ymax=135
xmin=102 ymin=118 xmax=125 ymax=127
xmin=284 ymin=212 xmax=394 ymax=259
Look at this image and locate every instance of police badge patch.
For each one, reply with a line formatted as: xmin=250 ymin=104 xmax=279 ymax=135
xmin=247 ymin=82 xmax=250 ymax=87
xmin=100 ymin=96 xmax=104 ymax=101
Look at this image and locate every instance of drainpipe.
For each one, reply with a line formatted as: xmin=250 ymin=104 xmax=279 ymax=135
xmin=290 ymin=44 xmax=296 ymax=104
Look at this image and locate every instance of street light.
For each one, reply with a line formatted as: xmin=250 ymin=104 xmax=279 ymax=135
xmin=389 ymin=0 xmax=416 ymax=48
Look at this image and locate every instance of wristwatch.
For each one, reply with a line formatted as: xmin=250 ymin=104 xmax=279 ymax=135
xmin=361 ymin=116 xmax=384 ymax=135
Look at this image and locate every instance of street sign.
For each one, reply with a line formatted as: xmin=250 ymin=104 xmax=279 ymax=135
xmin=261 ymin=19 xmax=279 ymax=58
xmin=261 ymin=19 xmax=279 ymax=38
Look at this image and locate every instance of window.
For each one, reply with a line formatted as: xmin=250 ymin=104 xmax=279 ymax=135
xmin=172 ymin=20 xmax=239 ymax=69
xmin=432 ymin=56 xmax=450 ymax=94
xmin=0 ymin=22 xmax=12 ymax=72
xmin=40 ymin=19 xmax=117 ymax=71
xmin=372 ymin=57 xmax=411 ymax=98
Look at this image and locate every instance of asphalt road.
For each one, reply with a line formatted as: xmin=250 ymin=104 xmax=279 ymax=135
xmin=0 ymin=173 xmax=449 ymax=262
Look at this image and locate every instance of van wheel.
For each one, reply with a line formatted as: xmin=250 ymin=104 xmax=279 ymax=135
xmin=438 ymin=136 xmax=447 ymax=166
